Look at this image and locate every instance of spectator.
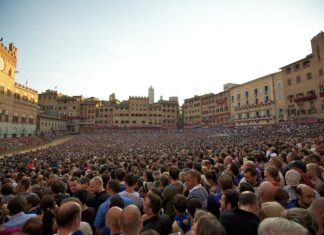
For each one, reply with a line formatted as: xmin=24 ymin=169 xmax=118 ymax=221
xmin=89 ymin=176 xmax=107 ymax=211
xmin=55 ymin=201 xmax=82 ymax=235
xmin=284 ymin=208 xmax=321 ymax=235
xmin=120 ymin=205 xmax=142 ymax=235
xmin=3 ymin=195 xmax=37 ymax=229
xmin=141 ymin=192 xmax=172 ymax=235
xmin=259 ymin=201 xmax=285 ymax=220
xmin=219 ymin=188 xmax=239 ymax=213
xmin=162 ymin=166 xmax=184 ymax=220
xmin=184 ymin=170 xmax=208 ymax=208
xmin=220 ymin=191 xmax=260 ymax=235
xmin=68 ymin=177 xmax=82 ymax=197
xmin=105 ymin=206 xmax=122 ymax=235
xmin=286 ymin=184 xmax=315 ymax=209
xmin=283 ymin=170 xmax=301 ymax=202
xmin=258 ymin=217 xmax=308 ymax=235
xmin=258 ymin=181 xmax=277 ymax=204
xmin=171 ymin=194 xmax=191 ymax=235
xmin=119 ymin=173 xmax=143 ymax=209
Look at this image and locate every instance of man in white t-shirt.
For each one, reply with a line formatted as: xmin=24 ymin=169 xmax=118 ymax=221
xmin=119 ymin=173 xmax=143 ymax=209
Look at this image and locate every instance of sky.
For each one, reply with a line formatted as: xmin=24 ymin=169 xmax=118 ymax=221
xmin=1 ymin=0 xmax=324 ymax=105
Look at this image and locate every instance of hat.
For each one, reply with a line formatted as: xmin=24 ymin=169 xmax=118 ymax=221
xmin=285 ymin=169 xmax=301 ymax=186
xmin=289 ymin=160 xmax=306 ymax=173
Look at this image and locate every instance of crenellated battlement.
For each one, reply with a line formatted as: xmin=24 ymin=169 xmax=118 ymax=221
xmin=129 ymin=96 xmax=149 ymax=100
xmin=0 ymin=42 xmax=17 ymax=59
xmin=14 ymin=82 xmax=38 ymax=94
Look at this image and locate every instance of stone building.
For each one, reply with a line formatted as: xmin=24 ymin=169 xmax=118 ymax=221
xmin=0 ymin=42 xmax=38 ymax=138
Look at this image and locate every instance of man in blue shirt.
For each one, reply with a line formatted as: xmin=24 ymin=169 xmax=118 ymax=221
xmin=3 ymin=195 xmax=37 ymax=229
xmin=93 ymin=179 xmax=132 ymax=234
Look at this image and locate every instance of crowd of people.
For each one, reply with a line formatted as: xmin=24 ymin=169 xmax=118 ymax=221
xmin=0 ymin=137 xmax=43 ymax=154
xmin=0 ymin=123 xmax=324 ymax=235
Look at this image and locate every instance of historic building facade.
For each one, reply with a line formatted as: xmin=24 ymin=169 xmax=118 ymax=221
xmin=38 ymin=114 xmax=67 ymax=133
xmin=230 ymin=72 xmax=284 ymax=126
xmin=281 ymin=31 xmax=324 ymax=123
xmin=80 ymin=97 xmax=101 ymax=124
xmin=38 ymin=90 xmax=179 ymax=129
xmin=0 ymin=42 xmax=38 ymax=138
xmin=183 ymin=90 xmax=230 ymax=128
xmin=38 ymin=89 xmax=63 ymax=116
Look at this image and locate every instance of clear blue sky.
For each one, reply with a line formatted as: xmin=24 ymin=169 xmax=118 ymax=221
xmin=1 ymin=0 xmax=324 ymax=105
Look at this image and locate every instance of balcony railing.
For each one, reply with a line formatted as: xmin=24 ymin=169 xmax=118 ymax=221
xmin=233 ymin=100 xmax=274 ymax=111
xmin=294 ymin=94 xmax=317 ymax=102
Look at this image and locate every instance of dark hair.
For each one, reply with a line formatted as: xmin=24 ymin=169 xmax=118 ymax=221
xmin=173 ymin=194 xmax=187 ymax=214
xmin=169 ymin=166 xmax=180 ymax=180
xmin=147 ymin=192 xmax=162 ymax=214
xmin=223 ymin=189 xmax=239 ymax=209
xmin=51 ymin=180 xmax=66 ymax=194
xmin=145 ymin=170 xmax=154 ymax=182
xmin=187 ymin=197 xmax=202 ymax=218
xmin=275 ymin=188 xmax=289 ymax=205
xmin=244 ymin=167 xmax=257 ymax=176
xmin=239 ymin=182 xmax=255 ymax=193
xmin=19 ymin=177 xmax=31 ymax=190
xmin=80 ymin=177 xmax=90 ymax=185
xmin=239 ymin=192 xmax=258 ymax=206
xmin=108 ymin=179 xmax=120 ymax=193
xmin=74 ymin=189 xmax=88 ymax=205
xmin=109 ymin=194 xmax=125 ymax=209
xmin=124 ymin=173 xmax=137 ymax=187
xmin=193 ymin=162 xmax=202 ymax=172
xmin=8 ymin=195 xmax=27 ymax=215
xmin=26 ymin=194 xmax=40 ymax=208
xmin=1 ymin=183 xmax=13 ymax=195
xmin=229 ymin=163 xmax=240 ymax=176
xmin=160 ymin=175 xmax=169 ymax=188
xmin=116 ymin=168 xmax=126 ymax=181
xmin=205 ymin=170 xmax=217 ymax=184
xmin=40 ymin=194 xmax=56 ymax=235
xmin=101 ymin=172 xmax=111 ymax=188
xmin=68 ymin=176 xmax=80 ymax=183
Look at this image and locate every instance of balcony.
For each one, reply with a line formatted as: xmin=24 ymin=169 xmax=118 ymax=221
xmin=294 ymin=94 xmax=317 ymax=102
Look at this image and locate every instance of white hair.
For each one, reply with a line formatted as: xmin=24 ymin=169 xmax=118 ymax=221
xmin=258 ymin=217 xmax=308 ymax=235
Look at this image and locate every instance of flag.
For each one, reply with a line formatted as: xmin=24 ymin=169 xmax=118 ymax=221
xmin=55 ymin=86 xmax=57 ymax=90
xmin=25 ymin=79 xmax=28 ymax=85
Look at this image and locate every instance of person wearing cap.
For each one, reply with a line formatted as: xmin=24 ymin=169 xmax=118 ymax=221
xmin=289 ymin=160 xmax=313 ymax=188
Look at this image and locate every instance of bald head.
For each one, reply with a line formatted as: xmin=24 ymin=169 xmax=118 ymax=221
xmin=296 ymin=184 xmax=315 ymax=209
xmin=106 ymin=206 xmax=122 ymax=233
xmin=259 ymin=181 xmax=277 ymax=203
xmin=120 ymin=205 xmax=142 ymax=235
xmin=56 ymin=201 xmax=81 ymax=229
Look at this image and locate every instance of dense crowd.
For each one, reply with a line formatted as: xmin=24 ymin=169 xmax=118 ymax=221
xmin=0 ymin=123 xmax=324 ymax=235
xmin=0 ymin=137 xmax=43 ymax=154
